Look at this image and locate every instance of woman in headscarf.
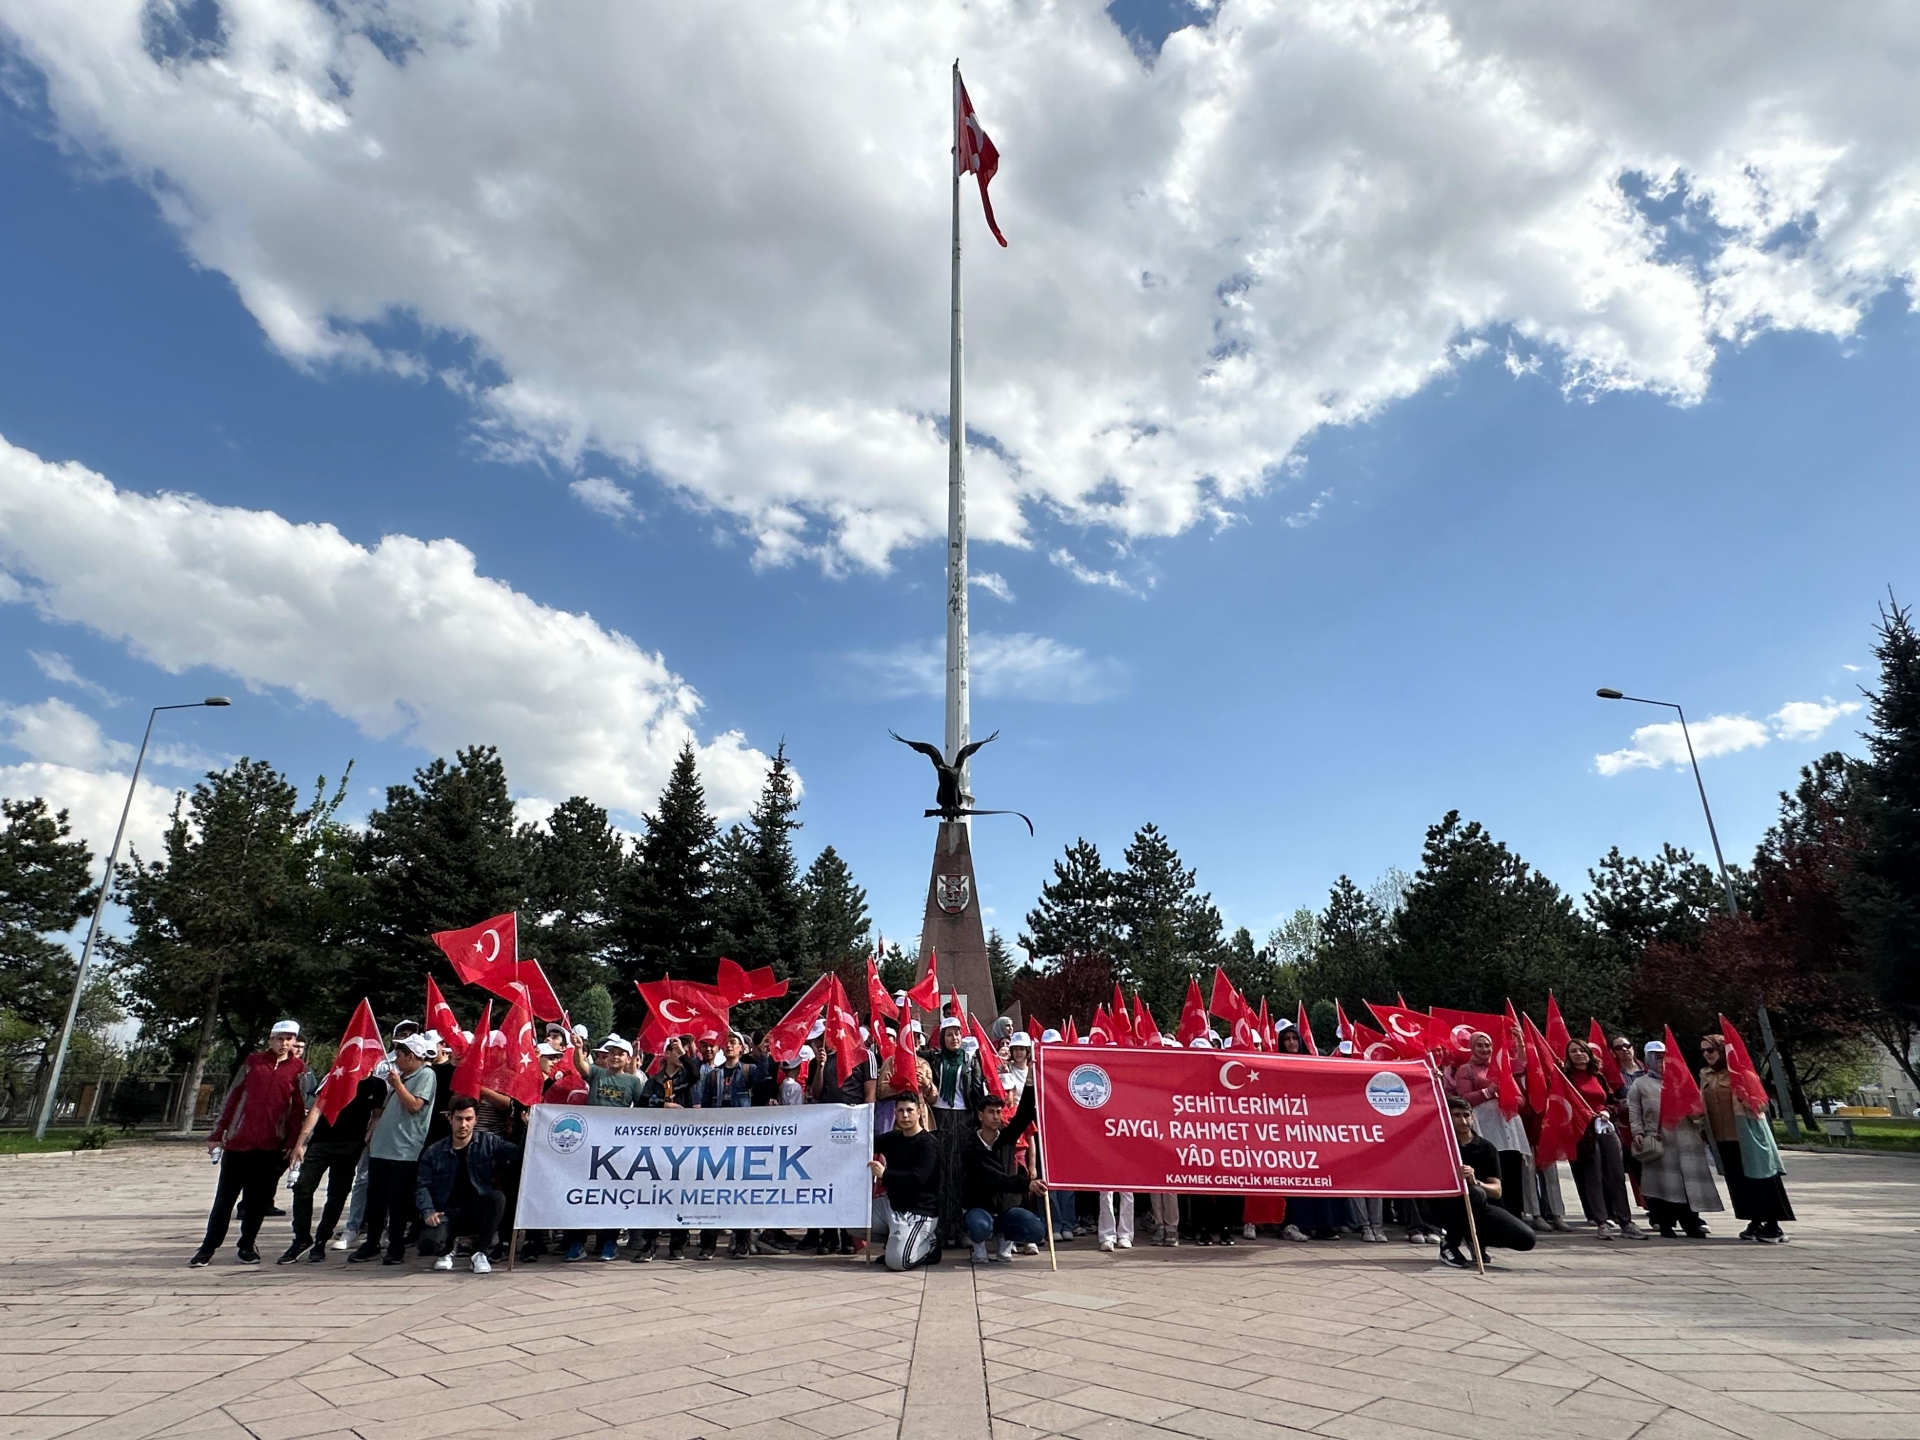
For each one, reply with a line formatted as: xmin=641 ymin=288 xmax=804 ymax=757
xmin=1562 ymin=1038 xmax=1649 ymax=1240
xmin=1448 ymin=1030 xmax=1531 ymax=1224
xmin=922 ymin=1015 xmax=983 ymax=1248
xmin=1625 ymin=1040 xmax=1720 ymax=1238
xmin=1699 ymin=1032 xmax=1794 ymax=1243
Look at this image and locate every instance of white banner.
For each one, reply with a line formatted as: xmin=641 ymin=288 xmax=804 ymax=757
xmin=516 ymin=1103 xmax=874 ymax=1230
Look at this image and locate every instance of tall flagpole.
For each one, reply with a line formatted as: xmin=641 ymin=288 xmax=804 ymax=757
xmin=945 ymin=60 xmax=971 ymax=809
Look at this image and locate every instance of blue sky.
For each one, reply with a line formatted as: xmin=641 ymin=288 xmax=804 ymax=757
xmin=2 ymin=1 xmax=1915 ymax=956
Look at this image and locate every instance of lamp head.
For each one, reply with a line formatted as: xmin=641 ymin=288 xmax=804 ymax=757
xmin=203 ymin=697 xmax=232 ymax=707
xmin=1595 ymin=688 xmax=1624 ymax=700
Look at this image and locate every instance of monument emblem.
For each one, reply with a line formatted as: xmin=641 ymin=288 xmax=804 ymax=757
xmin=935 ymin=874 xmax=972 ymax=914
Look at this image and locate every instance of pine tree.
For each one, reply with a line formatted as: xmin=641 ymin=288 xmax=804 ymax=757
xmin=523 ymin=796 xmax=624 ymax=1006
xmin=986 ymin=929 xmax=1015 ymax=1006
xmin=1110 ymin=823 xmax=1224 ymax=1020
xmin=1020 ymin=839 xmax=1117 ymax=960
xmin=1848 ymin=596 xmax=1920 ymax=1089
xmin=878 ymin=941 xmax=917 ymax=995
xmin=610 ymin=742 xmax=719 ymax=1023
xmin=1309 ymin=875 xmax=1395 ymax=1012
xmin=712 ymin=744 xmax=806 ymax=991
xmin=800 ymin=844 xmax=870 ymax=985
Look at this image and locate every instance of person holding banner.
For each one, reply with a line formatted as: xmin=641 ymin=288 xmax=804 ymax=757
xmin=961 ymin=1084 xmax=1048 ymax=1262
xmin=414 ymin=1095 xmax=520 ymax=1273
xmin=693 ymin=1032 xmax=772 ymax=1260
xmin=1428 ymin=1096 xmax=1537 ymax=1270
xmin=870 ymin=1093 xmax=944 ymax=1270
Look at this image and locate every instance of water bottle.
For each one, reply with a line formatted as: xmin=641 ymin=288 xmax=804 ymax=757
xmin=209 ymin=1145 xmax=223 ymax=1165
xmin=286 ymin=1164 xmax=301 ymax=1185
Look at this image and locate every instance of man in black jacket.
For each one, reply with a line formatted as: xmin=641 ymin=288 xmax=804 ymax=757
xmin=869 ymin=1094 xmax=942 ymax=1270
xmin=414 ymin=1096 xmax=521 ymax=1274
xmin=281 ymin=1073 xmax=384 ymax=1264
xmin=959 ymin=1085 xmax=1048 ymax=1263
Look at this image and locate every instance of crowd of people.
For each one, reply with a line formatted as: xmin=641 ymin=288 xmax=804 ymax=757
xmin=187 ymin=1002 xmax=1795 ymax=1276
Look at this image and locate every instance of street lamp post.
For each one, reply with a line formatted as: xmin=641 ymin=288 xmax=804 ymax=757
xmin=1596 ymin=688 xmax=1800 ymax=1138
xmin=33 ymin=698 xmax=232 ymax=1141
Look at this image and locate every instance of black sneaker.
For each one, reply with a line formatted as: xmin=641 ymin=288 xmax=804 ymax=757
xmin=666 ymin=1245 xmax=685 ymax=1262
xmin=235 ymin=1248 xmax=261 ymax=1265
xmin=277 ymin=1241 xmax=309 ymax=1264
xmin=307 ymin=1243 xmax=330 ymax=1263
xmin=381 ymin=1253 xmax=405 ymax=1265
xmin=630 ymin=1241 xmax=656 ymax=1263
xmin=347 ymin=1245 xmax=381 ymax=1263
xmin=696 ymin=1247 xmax=715 ymax=1261
xmin=188 ymin=1249 xmax=213 ymax=1268
xmin=1438 ymin=1242 xmax=1475 ymax=1270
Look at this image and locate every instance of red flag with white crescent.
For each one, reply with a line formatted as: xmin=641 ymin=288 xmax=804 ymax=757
xmin=1590 ymin=1017 xmax=1625 ymax=1092
xmin=716 ymin=957 xmax=788 ymax=1004
xmin=956 ymin=70 xmax=1007 ymax=247
xmin=866 ymin=954 xmax=899 ymax=1023
xmin=1716 ymin=1014 xmax=1774 ymax=1116
xmin=496 ymin=996 xmax=544 ymax=1107
xmin=1175 ymin=978 xmax=1210 ymax=1047
xmin=1367 ymin=1001 xmax=1433 ymax=1060
xmin=1133 ymin=994 xmax=1162 ymax=1046
xmin=1658 ymin=1024 xmax=1705 ymax=1131
xmin=424 ymin=975 xmax=467 ymax=1060
xmin=637 ymin=978 xmax=731 ymax=1049
xmin=765 ymin=974 xmax=833 ymax=1064
xmin=1544 ymin=992 xmax=1572 ymax=1062
xmin=968 ymin=1011 xmax=1006 ymax=1100
xmin=430 ymin=912 xmax=567 ymax=1023
xmin=1296 ymin=1000 xmax=1319 ymax=1056
xmin=314 ymin=999 xmax=384 ymax=1125
xmin=450 ymin=999 xmax=492 ymax=1102
xmin=905 ymin=950 xmax=940 ymax=1013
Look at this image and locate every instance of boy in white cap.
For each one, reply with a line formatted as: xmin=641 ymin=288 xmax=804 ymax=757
xmin=349 ymin=1033 xmax=437 ymax=1266
xmin=190 ymin=1020 xmax=309 ymax=1266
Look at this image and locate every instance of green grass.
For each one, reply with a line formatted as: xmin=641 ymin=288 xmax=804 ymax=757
xmin=0 ymin=1127 xmax=111 ymax=1155
xmin=1775 ymin=1117 xmax=1920 ymax=1153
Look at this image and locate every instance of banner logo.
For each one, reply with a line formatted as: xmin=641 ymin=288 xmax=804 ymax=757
xmin=1067 ymin=1064 xmax=1113 ymax=1109
xmin=547 ymin=1113 xmax=587 ymax=1154
xmin=1364 ymin=1072 xmax=1411 ymax=1116
xmin=829 ymin=1116 xmax=860 ymax=1145
xmin=935 ymin=874 xmax=972 ymax=914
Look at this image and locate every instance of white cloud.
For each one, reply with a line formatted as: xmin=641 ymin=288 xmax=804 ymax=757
xmin=852 ymin=631 xmax=1124 ymax=704
xmin=0 ymin=435 xmax=772 ymax=821
xmin=1595 ymin=696 xmax=1863 ymax=774
xmin=970 ymin=571 xmax=1014 ymax=603
xmin=1770 ymin=698 xmax=1860 ymax=741
xmin=569 ymin=476 xmax=637 ymax=520
xmin=0 ymin=697 xmax=133 ymax=769
xmin=5 ymin=2 xmax=1915 ymax=571
xmin=0 ymin=760 xmax=179 ymax=878
xmin=1049 ymin=549 xmax=1139 ymax=595
xmin=29 ymin=650 xmax=123 ymax=705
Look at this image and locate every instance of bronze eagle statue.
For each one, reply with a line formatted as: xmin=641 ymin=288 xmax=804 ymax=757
xmin=889 ymin=730 xmax=1034 ymax=834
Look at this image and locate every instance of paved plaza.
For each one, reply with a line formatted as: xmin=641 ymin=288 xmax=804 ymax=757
xmin=2 ymin=1146 xmax=1918 ymax=1440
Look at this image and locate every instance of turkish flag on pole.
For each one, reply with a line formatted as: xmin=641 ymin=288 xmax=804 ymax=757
xmin=1716 ymin=1014 xmax=1774 ymax=1115
xmin=1063 ymin=1015 xmax=1080 ymax=1046
xmin=1658 ymin=1024 xmax=1705 ymax=1131
xmin=1535 ymin=1055 xmax=1596 ymax=1167
xmin=496 ymin=996 xmax=543 ymax=1107
xmin=450 ymin=999 xmax=493 ymax=1102
xmin=715 ymin=957 xmax=789 ymax=1004
xmin=905 ymin=951 xmax=940 ymax=1013
xmin=1590 ymin=1018 xmax=1624 ymax=1091
xmin=636 ymin=978 xmax=730 ymax=1049
xmin=1367 ymin=1001 xmax=1432 ymax=1060
xmin=1296 ymin=1000 xmax=1319 ymax=1056
xmin=1430 ymin=1006 xmax=1511 ymax=1065
xmin=1544 ymin=992 xmax=1572 ymax=1062
xmin=1111 ymin=984 xmax=1136 ymax=1045
xmin=1208 ymin=967 xmax=1247 ymax=1026
xmin=431 ymin=912 xmax=567 ymax=1023
xmin=866 ymin=954 xmax=899 ymax=1023
xmin=1088 ymin=1005 xmax=1114 ymax=1045
xmin=765 ymin=974 xmax=833 ymax=1063
xmin=1489 ymin=1014 xmax=1523 ymax=1119
xmin=314 ymin=1000 xmax=384 ymax=1125
xmin=956 ymin=69 xmax=1007 ymax=247
xmin=1133 ymin=994 xmax=1163 ymax=1046
xmin=1175 ymin=978 xmax=1210 ymax=1046
xmin=822 ymin=974 xmax=864 ymax=1078
xmin=425 ymin=975 xmax=467 ymax=1060
xmin=968 ymin=1011 xmax=1006 ymax=1100
xmin=1520 ymin=1010 xmax=1551 ymax=1115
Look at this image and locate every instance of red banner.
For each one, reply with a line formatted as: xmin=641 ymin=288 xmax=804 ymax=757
xmin=1034 ymin=1046 xmax=1460 ymax=1197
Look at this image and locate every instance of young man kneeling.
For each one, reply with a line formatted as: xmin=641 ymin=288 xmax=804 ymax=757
xmin=414 ymin=1095 xmax=521 ymax=1274
xmin=1427 ymin=1095 xmax=1537 ymax=1271
xmin=869 ymin=1095 xmax=943 ymax=1271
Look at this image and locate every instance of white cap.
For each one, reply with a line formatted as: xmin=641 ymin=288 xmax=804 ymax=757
xmin=807 ymin=1020 xmax=826 ymax=1039
xmin=397 ymin=1034 xmax=434 ymax=1058
xmin=940 ymin=1015 xmax=964 ymax=1031
xmin=572 ymin=1023 xmax=590 ymax=1040
xmin=1160 ymin=1035 xmax=1179 ymax=1047
xmin=1008 ymin=1033 xmax=1032 ymax=1049
xmin=601 ymin=1036 xmax=634 ymax=1055
xmin=270 ymin=1019 xmax=300 ymax=1037
xmin=1643 ymin=1039 xmax=1666 ymax=1054
xmin=422 ymin=1029 xmax=443 ymax=1045
xmin=893 ymin=990 xmax=908 ymax=1006
xmin=1188 ymin=1035 xmax=1213 ymax=1049
xmin=961 ymin=1035 xmax=979 ymax=1053
xmin=1275 ymin=1018 xmax=1295 ymax=1032
xmin=1336 ymin=1040 xmax=1354 ymax=1055
xmin=1075 ymin=1036 xmax=1090 ymax=1045
xmin=859 ymin=1025 xmax=871 ymax=1042
xmin=1041 ymin=1028 xmax=1062 ymax=1044
xmin=536 ymin=1043 xmax=561 ymax=1058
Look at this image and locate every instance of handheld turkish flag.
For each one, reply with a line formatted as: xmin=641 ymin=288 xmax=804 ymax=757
xmin=1590 ymin=1018 xmax=1624 ymax=1091
xmin=1368 ymin=1001 xmax=1433 ymax=1060
xmin=1026 ymin=1015 xmax=1045 ymax=1044
xmin=1111 ymin=985 xmax=1136 ymax=1045
xmin=1535 ymin=1054 xmax=1596 ymax=1167
xmin=765 ymin=974 xmax=832 ymax=1063
xmin=1208 ymin=967 xmax=1248 ymax=1026
xmin=1063 ymin=1015 xmax=1080 ymax=1046
xmin=1544 ymin=992 xmax=1572 ymax=1062
xmin=425 ymin=975 xmax=467 ymax=1060
xmin=716 ymin=957 xmax=788 ymax=1004
xmin=1335 ymin=1000 xmax=1354 ymax=1048
xmin=968 ymin=1011 xmax=1006 ymax=1100
xmin=1133 ymin=993 xmax=1163 ymax=1046
xmin=955 ymin=69 xmax=1007 ymax=247
xmin=1520 ymin=1010 xmax=1553 ymax=1113
xmin=892 ymin=1018 xmax=923 ymax=1098
xmin=1088 ymin=1005 xmax=1114 ymax=1045
xmin=1296 ymin=1000 xmax=1319 ymax=1056
xmin=1658 ymin=1024 xmax=1705 ymax=1131
xmin=1716 ymin=1015 xmax=1774 ymax=1115
xmin=1175 ymin=978 xmax=1210 ymax=1047
xmin=866 ymin=954 xmax=899 ymax=1023
xmin=1429 ymin=1006 xmax=1509 ymax=1065
xmin=637 ymin=978 xmax=730 ymax=1049
xmin=315 ymin=1000 xmax=384 ymax=1125
xmin=431 ymin=911 xmax=568 ymax=1023
xmin=1489 ymin=1013 xmax=1523 ymax=1119
xmin=905 ymin=951 xmax=940 ymax=1013
xmin=496 ymin=996 xmax=543 ymax=1107
xmin=822 ymin=974 xmax=864 ymax=1078
xmin=1255 ymin=997 xmax=1274 ymax=1050
xmin=450 ymin=999 xmax=493 ymax=1102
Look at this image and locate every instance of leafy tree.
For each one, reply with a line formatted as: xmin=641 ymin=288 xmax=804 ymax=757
xmin=1109 ymin=823 xmax=1225 ymax=1019
xmin=0 ymin=798 xmax=97 ymax=1033
xmin=523 ymin=796 xmax=625 ymax=1006
xmin=1020 ymin=839 xmax=1117 ymax=960
xmin=1588 ymin=843 xmax=1727 ymax=995
xmin=1219 ymin=925 xmax=1277 ymax=1015
xmin=117 ymin=760 xmax=349 ymax=1127
xmin=1849 ymin=596 xmax=1920 ymax=1091
xmin=610 ymin=741 xmax=717 ymax=1019
xmin=355 ymin=745 xmax=528 ymax=1021
xmin=799 ymin=844 xmax=870 ymax=986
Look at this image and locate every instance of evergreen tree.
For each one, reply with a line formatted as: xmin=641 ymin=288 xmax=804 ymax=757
xmin=355 ymin=745 xmax=529 ymax=1020
xmin=986 ymin=929 xmax=1016 ymax=1008
xmin=1849 ymin=596 xmax=1920 ymax=1089
xmin=1587 ymin=843 xmax=1726 ymax=984
xmin=1110 ymin=824 xmax=1225 ymax=1020
xmin=523 ymin=796 xmax=624 ymax=1008
xmin=878 ymin=940 xmax=917 ymax=995
xmin=799 ymin=844 xmax=870 ymax=985
xmin=1019 ymin=839 xmax=1117 ymax=960
xmin=1220 ymin=925 xmax=1275 ymax=1013
xmin=570 ymin=981 xmax=616 ymax=1044
xmin=0 ymin=798 xmax=97 ymax=1035
xmin=610 ymin=742 xmax=718 ymax=1025
xmin=711 ymin=744 xmax=807 ymax=1001
xmin=1308 ymin=876 xmax=1395 ymax=1012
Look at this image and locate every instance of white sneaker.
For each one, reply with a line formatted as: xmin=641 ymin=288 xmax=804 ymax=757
xmin=1098 ymin=1237 xmax=1115 ymax=1253
xmin=1242 ymin=1223 xmax=1256 ymax=1240
xmin=432 ymin=1254 xmax=454 ymax=1271
xmin=332 ymin=1231 xmax=359 ymax=1252
xmin=1281 ymin=1224 xmax=1308 ymax=1242
xmin=993 ymin=1240 xmax=1013 ymax=1262
xmin=970 ymin=1241 xmax=988 ymax=1264
xmin=1116 ymin=1236 xmax=1132 ymax=1249
xmin=1015 ymin=1242 xmax=1040 ymax=1255
xmin=470 ymin=1252 xmax=492 ymax=1274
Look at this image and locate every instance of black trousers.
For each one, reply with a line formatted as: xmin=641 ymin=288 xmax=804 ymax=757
xmin=361 ymin=1157 xmax=420 ymax=1259
xmin=1424 ymin=1191 xmax=1537 ymax=1255
xmin=291 ymin=1145 xmax=361 ymax=1248
xmin=1495 ymin=1151 xmax=1527 ymax=1219
xmin=1572 ymin=1127 xmax=1632 ymax=1226
xmin=418 ymin=1192 xmax=507 ymax=1255
xmin=200 ymin=1149 xmax=284 ymax=1254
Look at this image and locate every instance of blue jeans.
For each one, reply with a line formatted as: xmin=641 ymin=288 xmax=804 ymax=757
xmin=965 ymin=1206 xmax=1047 ymax=1245
xmin=1045 ymin=1190 xmax=1080 ymax=1236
